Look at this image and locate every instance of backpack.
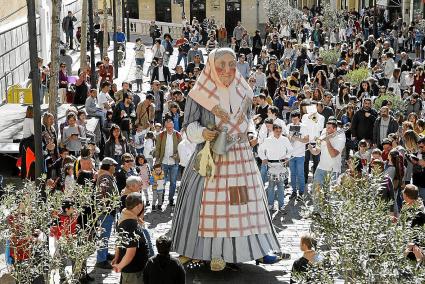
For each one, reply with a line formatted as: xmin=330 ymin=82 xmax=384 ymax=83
xmin=180 ymin=42 xmax=190 ymax=54
xmin=165 ymin=41 xmax=174 ymax=55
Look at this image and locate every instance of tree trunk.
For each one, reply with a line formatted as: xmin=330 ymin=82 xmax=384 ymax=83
xmin=49 ymin=0 xmax=62 ymax=116
xmin=80 ymin=0 xmax=88 ymax=70
xmin=102 ymin=0 xmax=109 ymax=60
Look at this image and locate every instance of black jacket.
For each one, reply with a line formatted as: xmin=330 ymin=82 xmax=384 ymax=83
xmin=103 ymin=138 xmax=133 ymax=159
xmin=143 ymin=254 xmax=186 ymax=284
xmin=351 ymin=108 xmax=378 ymax=141
xmin=151 ymin=65 xmax=171 ymax=84
xmin=397 ymin=58 xmax=413 ymax=72
xmin=185 ymin=62 xmax=205 ymax=74
xmin=372 ymin=116 xmax=399 ymax=145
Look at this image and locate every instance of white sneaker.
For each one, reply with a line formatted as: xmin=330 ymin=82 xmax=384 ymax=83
xmin=279 ymin=206 xmax=286 ymax=211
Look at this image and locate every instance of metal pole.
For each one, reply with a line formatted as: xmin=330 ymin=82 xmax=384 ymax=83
xmin=126 ymin=10 xmax=130 ymax=42
xmin=113 ymin=0 xmax=119 ymax=78
xmin=26 ymin=0 xmax=43 ymax=180
xmin=88 ymin=0 xmax=97 ymax=87
xmin=121 ymin=0 xmax=125 ymax=34
xmin=373 ymin=0 xmax=377 ymax=37
xmin=182 ymin=0 xmax=185 ymax=17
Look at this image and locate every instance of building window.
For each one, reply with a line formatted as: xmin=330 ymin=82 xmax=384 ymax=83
xmin=156 ymin=0 xmax=172 ymax=22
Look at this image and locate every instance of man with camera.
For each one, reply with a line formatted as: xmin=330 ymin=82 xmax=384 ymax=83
xmin=287 ymin=111 xmax=309 ymax=200
xmin=258 ymin=123 xmax=293 ymax=211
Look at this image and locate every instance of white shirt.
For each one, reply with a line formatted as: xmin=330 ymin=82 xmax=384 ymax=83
xmin=98 ymin=91 xmax=113 ymax=112
xmin=158 ymin=65 xmax=165 ymax=82
xmin=258 ymin=118 xmax=286 ymax=144
xmin=286 ymin=123 xmax=309 ymax=157
xmin=317 ymin=129 xmax=346 ymax=173
xmin=258 ymin=135 xmax=293 ymax=161
xmin=162 ymin=133 xmax=175 ymax=165
xmin=23 ymin=118 xmax=34 ymax=139
xmin=143 ymin=138 xmax=155 ymax=159
xmin=302 ymin=113 xmax=325 ymax=142
xmin=178 ymin=137 xmax=196 ymax=167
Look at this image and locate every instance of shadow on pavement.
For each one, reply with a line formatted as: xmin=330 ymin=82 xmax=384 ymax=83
xmin=185 ymin=262 xmax=290 ymax=284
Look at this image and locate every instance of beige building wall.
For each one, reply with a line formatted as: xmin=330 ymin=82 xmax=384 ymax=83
xmin=139 ymin=0 xmax=156 ymax=21
xmin=0 ymin=0 xmax=27 ymax=25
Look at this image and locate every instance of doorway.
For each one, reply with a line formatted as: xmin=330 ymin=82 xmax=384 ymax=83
xmin=225 ymin=0 xmax=241 ymax=39
xmin=155 ymin=0 xmax=172 ymax=22
xmin=126 ymin=0 xmax=139 ymax=19
xmin=190 ymin=0 xmax=206 ymax=24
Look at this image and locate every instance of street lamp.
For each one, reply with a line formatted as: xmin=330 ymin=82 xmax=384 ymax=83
xmin=113 ymin=0 xmax=119 ymax=78
xmin=26 ymin=0 xmax=43 ymax=181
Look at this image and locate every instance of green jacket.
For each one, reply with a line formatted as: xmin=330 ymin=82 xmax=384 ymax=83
xmin=155 ymin=130 xmax=182 ymax=165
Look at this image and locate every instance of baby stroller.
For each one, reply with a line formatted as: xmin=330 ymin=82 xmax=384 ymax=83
xmin=113 ymin=32 xmax=126 ymax=67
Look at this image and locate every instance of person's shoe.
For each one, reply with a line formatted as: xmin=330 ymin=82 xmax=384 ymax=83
xmin=95 ymin=261 xmax=113 ymax=270
xmin=157 ymin=205 xmax=163 ymax=211
xmin=152 ymin=205 xmax=156 ymax=211
xmin=146 ymin=201 xmax=151 ymax=207
xmin=289 ymin=192 xmax=297 ymax=199
xmin=279 ymin=206 xmax=287 ymax=214
xmin=296 ymin=193 xmax=304 ymax=201
xmin=107 ymin=253 xmax=115 ymax=261
xmin=169 ymin=200 xmax=175 ymax=207
xmin=268 ymin=205 xmax=274 ymax=210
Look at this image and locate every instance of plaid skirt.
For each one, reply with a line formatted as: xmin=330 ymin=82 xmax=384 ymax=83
xmin=171 ymin=143 xmax=280 ymax=263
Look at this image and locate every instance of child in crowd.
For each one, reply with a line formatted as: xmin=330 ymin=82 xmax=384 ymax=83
xmin=50 ymin=200 xmax=78 ymax=282
xmin=143 ymin=131 xmax=156 ymax=168
xmin=134 ymin=124 xmax=146 ymax=155
xmin=136 ymin=154 xmax=151 ymax=206
xmin=371 ymin=148 xmax=382 ymax=159
xmin=63 ymin=163 xmax=75 ymax=197
xmin=354 ymin=139 xmax=371 ymax=169
xmin=150 ymin=164 xmax=165 ymax=211
xmin=153 ymin=123 xmax=162 ymax=137
xmin=146 ymin=60 xmax=157 ymax=78
xmin=143 ymin=235 xmax=186 ymax=284
xmin=135 ymin=65 xmax=143 ymax=92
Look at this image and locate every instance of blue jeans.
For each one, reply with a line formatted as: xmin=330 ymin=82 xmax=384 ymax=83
xmin=135 ymin=58 xmax=145 ymax=68
xmin=96 ymin=214 xmax=114 ymax=263
xmin=289 ymin=156 xmax=305 ymax=194
xmin=162 ymin=163 xmax=179 ymax=202
xmin=260 ymin=164 xmax=268 ymax=184
xmin=266 ymin=179 xmax=285 ymax=208
xmin=313 ymin=168 xmax=338 ymax=189
xmin=176 ymin=53 xmax=187 ymax=68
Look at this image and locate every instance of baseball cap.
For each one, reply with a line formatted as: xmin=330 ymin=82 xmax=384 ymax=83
xmin=101 ymin=157 xmax=118 ymax=166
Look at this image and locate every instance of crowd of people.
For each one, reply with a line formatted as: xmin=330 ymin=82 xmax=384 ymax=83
xmin=12 ymin=4 xmax=425 ymax=284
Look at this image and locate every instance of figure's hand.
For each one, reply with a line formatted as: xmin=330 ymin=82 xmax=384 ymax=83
xmin=249 ymin=138 xmax=258 ymax=147
xmin=202 ymin=129 xmax=218 ymax=141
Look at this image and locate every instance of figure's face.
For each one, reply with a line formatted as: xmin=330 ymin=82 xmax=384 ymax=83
xmin=214 ymin=53 xmax=236 ymax=87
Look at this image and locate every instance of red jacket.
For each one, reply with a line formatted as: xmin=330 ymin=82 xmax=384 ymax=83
xmin=50 ymin=213 xmax=78 ymax=239
xmin=99 ymin=64 xmax=114 ymax=83
xmin=8 ymin=214 xmax=33 ymax=261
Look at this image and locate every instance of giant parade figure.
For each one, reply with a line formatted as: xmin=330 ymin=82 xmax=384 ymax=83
xmin=171 ymin=48 xmax=280 ymax=271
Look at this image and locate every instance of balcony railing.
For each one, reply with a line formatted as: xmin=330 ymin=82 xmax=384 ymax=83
xmin=107 ymin=18 xmax=184 ymax=40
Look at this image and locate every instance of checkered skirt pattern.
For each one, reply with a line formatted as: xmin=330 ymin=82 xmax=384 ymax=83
xmin=199 ymin=140 xmax=272 ymax=238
